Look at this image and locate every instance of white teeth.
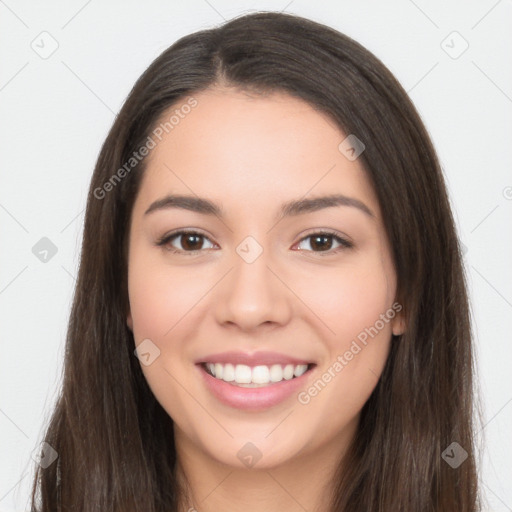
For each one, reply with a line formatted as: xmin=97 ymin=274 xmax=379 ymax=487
xmin=205 ymin=362 xmax=311 ymax=385
xmin=234 ymin=364 xmax=252 ymax=383
xmin=294 ymin=364 xmax=308 ymax=377
xmin=252 ymin=365 xmax=270 ymax=384
xmin=283 ymin=364 xmax=294 ymax=380
xmin=269 ymin=364 xmax=283 ymax=382
xmin=214 ymin=363 xmax=224 ymax=380
xmin=222 ymin=363 xmax=235 ymax=381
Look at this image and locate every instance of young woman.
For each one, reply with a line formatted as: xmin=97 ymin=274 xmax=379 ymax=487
xmin=30 ymin=11 xmax=480 ymax=512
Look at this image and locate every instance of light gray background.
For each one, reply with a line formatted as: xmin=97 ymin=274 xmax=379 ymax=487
xmin=1 ymin=1 xmax=511 ymax=510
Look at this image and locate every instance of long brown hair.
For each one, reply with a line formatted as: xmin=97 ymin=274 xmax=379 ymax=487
xmin=30 ymin=11 xmax=480 ymax=511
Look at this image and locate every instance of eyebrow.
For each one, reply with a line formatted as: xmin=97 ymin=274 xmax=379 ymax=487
xmin=144 ymin=193 xmax=375 ymax=220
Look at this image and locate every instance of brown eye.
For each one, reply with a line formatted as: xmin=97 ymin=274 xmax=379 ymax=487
xmin=296 ymin=232 xmax=353 ymax=254
xmin=309 ymin=234 xmax=334 ymax=251
xmin=157 ymin=230 xmax=215 ymax=253
xmin=177 ymin=233 xmax=204 ymax=251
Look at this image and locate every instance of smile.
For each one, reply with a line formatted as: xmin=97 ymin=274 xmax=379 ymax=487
xmin=196 ymin=358 xmax=316 ymax=410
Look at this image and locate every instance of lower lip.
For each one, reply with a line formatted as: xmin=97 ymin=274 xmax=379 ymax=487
xmin=197 ymin=364 xmax=315 ymax=411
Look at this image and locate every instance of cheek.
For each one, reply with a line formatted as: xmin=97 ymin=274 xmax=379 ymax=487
xmin=299 ymin=252 xmax=395 ymax=344
xmin=293 ymin=254 xmax=394 ymax=411
xmin=127 ymin=251 xmax=208 ymax=423
xmin=127 ymin=250 xmax=207 ymax=342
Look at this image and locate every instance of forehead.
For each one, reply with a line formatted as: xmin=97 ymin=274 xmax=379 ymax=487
xmin=135 ymin=87 xmax=381 ymax=220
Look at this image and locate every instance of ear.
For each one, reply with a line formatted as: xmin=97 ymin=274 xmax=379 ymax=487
xmin=391 ymin=307 xmax=406 ymax=336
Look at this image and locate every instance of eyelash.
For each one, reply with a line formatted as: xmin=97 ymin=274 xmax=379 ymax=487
xmin=155 ymin=229 xmax=354 ymax=256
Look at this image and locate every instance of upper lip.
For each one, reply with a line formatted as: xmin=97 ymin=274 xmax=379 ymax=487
xmin=196 ymin=351 xmax=314 ymax=367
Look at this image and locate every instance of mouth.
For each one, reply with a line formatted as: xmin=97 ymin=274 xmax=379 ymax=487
xmin=196 ymin=358 xmax=317 ymax=410
xmin=200 ymin=361 xmax=316 ymax=388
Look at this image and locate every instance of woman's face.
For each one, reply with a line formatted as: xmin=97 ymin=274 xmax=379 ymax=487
xmin=126 ymin=87 xmax=404 ymax=469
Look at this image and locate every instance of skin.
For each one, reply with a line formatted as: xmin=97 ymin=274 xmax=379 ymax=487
xmin=126 ymin=87 xmax=405 ymax=512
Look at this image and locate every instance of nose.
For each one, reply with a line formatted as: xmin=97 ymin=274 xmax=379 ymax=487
xmin=213 ymin=249 xmax=293 ymax=332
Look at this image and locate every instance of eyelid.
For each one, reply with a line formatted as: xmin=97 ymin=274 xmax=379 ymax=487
xmin=155 ymin=228 xmax=217 ymax=252
xmin=292 ymin=228 xmax=354 ymax=254
xmin=156 ymin=228 xmax=353 ymax=254
xmin=295 ymin=227 xmax=353 ymax=245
